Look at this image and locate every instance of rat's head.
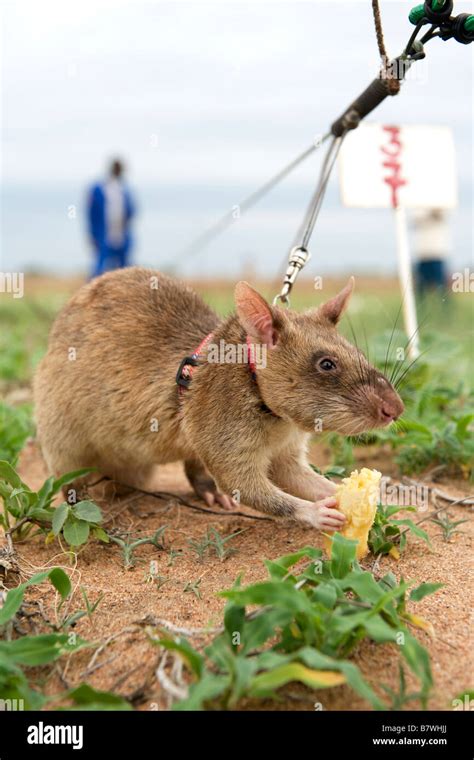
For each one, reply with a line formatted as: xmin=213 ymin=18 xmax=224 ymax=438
xmin=235 ymin=278 xmax=404 ymax=435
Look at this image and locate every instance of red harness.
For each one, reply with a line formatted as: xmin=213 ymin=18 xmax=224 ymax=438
xmin=175 ymin=332 xmax=215 ymax=395
xmin=176 ymin=333 xmax=276 ymax=416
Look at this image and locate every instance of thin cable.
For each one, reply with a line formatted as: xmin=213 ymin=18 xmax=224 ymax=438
xmin=272 ymin=133 xmax=347 ymax=305
xmin=266 ymin=136 xmax=340 ymax=300
xmin=166 ymin=134 xmax=331 ymax=267
xmin=290 ymin=134 xmax=339 ymax=249
xmin=300 ymin=134 xmax=346 ymax=250
xmin=266 ymin=146 xmax=337 ymax=300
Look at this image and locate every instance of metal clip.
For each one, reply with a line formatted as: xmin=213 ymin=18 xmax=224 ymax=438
xmin=273 ymin=246 xmax=311 ymax=306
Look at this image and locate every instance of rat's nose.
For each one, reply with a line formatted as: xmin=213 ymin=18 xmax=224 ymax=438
xmin=380 ymin=402 xmax=400 ymax=423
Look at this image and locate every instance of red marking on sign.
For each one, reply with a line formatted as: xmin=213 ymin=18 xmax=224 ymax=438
xmin=380 ymin=125 xmax=407 ymax=208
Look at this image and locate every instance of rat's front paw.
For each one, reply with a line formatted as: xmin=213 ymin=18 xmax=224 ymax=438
xmin=297 ymin=496 xmax=346 ymax=531
xmin=311 ymin=475 xmax=337 ymax=501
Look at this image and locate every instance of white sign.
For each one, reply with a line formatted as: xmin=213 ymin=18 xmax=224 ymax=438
xmin=339 ymin=123 xmax=457 ymax=209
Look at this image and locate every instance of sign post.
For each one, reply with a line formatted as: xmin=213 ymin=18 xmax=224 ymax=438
xmin=380 ymin=125 xmax=419 ymax=359
xmin=339 ymin=123 xmax=457 ymax=360
xmin=394 ymin=205 xmax=419 ymax=358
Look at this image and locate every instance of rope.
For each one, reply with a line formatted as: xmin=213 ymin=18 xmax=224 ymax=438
xmin=372 ymin=0 xmax=389 ymax=59
xmin=371 ymin=0 xmax=401 ymax=94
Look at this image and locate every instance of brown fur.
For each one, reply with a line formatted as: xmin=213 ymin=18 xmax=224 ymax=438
xmin=33 ymin=267 xmax=403 ymax=528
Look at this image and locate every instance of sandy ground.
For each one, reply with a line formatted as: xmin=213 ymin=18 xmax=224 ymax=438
xmin=7 ymin=437 xmax=473 ymax=712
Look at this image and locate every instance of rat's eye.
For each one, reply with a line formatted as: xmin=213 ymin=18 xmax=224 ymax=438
xmin=318 ymin=357 xmax=337 ymax=371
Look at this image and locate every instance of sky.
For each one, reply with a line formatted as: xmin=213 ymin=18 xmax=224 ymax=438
xmin=1 ymin=0 xmax=472 ymax=277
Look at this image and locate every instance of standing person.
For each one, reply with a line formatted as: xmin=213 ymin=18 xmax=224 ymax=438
xmin=87 ymin=159 xmax=136 ymax=278
xmin=412 ymin=208 xmax=451 ymax=296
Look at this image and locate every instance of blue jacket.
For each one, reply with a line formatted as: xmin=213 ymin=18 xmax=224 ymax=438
xmin=87 ymin=181 xmax=135 ymax=251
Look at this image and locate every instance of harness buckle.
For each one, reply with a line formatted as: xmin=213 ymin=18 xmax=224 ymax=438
xmin=176 ymin=355 xmax=199 ymax=389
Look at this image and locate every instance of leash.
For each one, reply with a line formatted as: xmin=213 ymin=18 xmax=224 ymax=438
xmin=163 ymin=134 xmax=331 ymax=270
xmin=273 ymin=132 xmax=348 ymax=307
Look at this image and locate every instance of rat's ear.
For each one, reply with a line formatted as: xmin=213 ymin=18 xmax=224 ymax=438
xmin=317 ymin=277 xmax=354 ymax=324
xmin=234 ymin=282 xmax=278 ymax=347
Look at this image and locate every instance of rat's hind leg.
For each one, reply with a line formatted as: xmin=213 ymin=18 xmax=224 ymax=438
xmin=37 ymin=434 xmax=160 ymax=500
xmin=79 ymin=464 xmax=164 ymax=502
xmin=63 ymin=460 xmax=161 ymax=501
xmin=96 ymin=461 xmax=162 ymax=493
xmin=36 ymin=442 xmax=102 ymax=502
xmin=184 ymin=458 xmax=236 ymax=510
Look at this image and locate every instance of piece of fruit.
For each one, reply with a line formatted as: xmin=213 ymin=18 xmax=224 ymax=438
xmin=324 ymin=468 xmax=382 ymax=560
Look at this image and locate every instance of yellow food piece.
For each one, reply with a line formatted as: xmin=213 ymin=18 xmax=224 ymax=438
xmin=324 ymin=468 xmax=382 ymax=560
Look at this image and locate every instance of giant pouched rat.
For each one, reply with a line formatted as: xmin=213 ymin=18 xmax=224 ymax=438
xmin=33 ymin=268 xmax=404 ymax=530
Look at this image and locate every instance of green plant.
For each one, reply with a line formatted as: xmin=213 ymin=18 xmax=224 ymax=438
xmin=53 ymin=683 xmax=131 ymax=711
xmin=186 ymin=535 xmax=209 ymax=563
xmin=50 ymin=500 xmax=107 ymax=547
xmin=325 ymin=434 xmax=354 ymax=470
xmin=429 ymin=511 xmax=469 ymax=542
xmin=187 ymin=527 xmax=245 ymax=563
xmin=0 ymin=568 xmax=71 ymax=628
xmin=58 ymin=587 xmax=104 ymax=630
xmin=208 ymin=527 xmax=245 ymax=561
xmin=310 ymin=464 xmax=347 ymax=479
xmin=183 ymin=579 xmax=202 ymax=599
xmin=109 ymin=527 xmax=167 ymax=569
xmin=0 ymin=402 xmax=34 ymax=466
xmin=0 ymin=568 xmax=84 ymax=708
xmin=380 ymin=664 xmax=426 ymax=710
xmin=153 ymin=537 xmax=440 ymax=710
xmin=369 ymin=502 xmax=431 ymax=558
xmin=0 ymin=461 xmax=106 ymax=549
xmin=373 ymin=374 xmax=474 ymax=479
xmin=0 ymin=296 xmax=57 ymax=385
xmin=0 ymin=568 xmax=130 ymax=710
xmin=385 ymin=415 xmax=474 ymax=478
xmin=167 ymin=548 xmax=184 ymax=566
xmin=0 ymin=331 xmax=32 ymax=383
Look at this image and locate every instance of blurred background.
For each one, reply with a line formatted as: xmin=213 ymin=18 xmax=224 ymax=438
xmin=1 ymin=0 xmax=472 ymax=279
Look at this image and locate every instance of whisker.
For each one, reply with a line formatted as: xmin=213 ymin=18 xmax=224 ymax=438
xmin=346 ymin=315 xmax=369 ymax=389
xmin=384 ymin=296 xmax=404 ymax=378
xmin=391 ymin=311 xmax=432 ymax=386
xmin=394 ymin=347 xmax=432 ymax=390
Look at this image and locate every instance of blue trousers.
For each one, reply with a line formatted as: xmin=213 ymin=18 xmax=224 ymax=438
xmin=92 ymin=244 xmax=130 ymax=278
xmin=415 ymin=259 xmax=447 ymax=295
